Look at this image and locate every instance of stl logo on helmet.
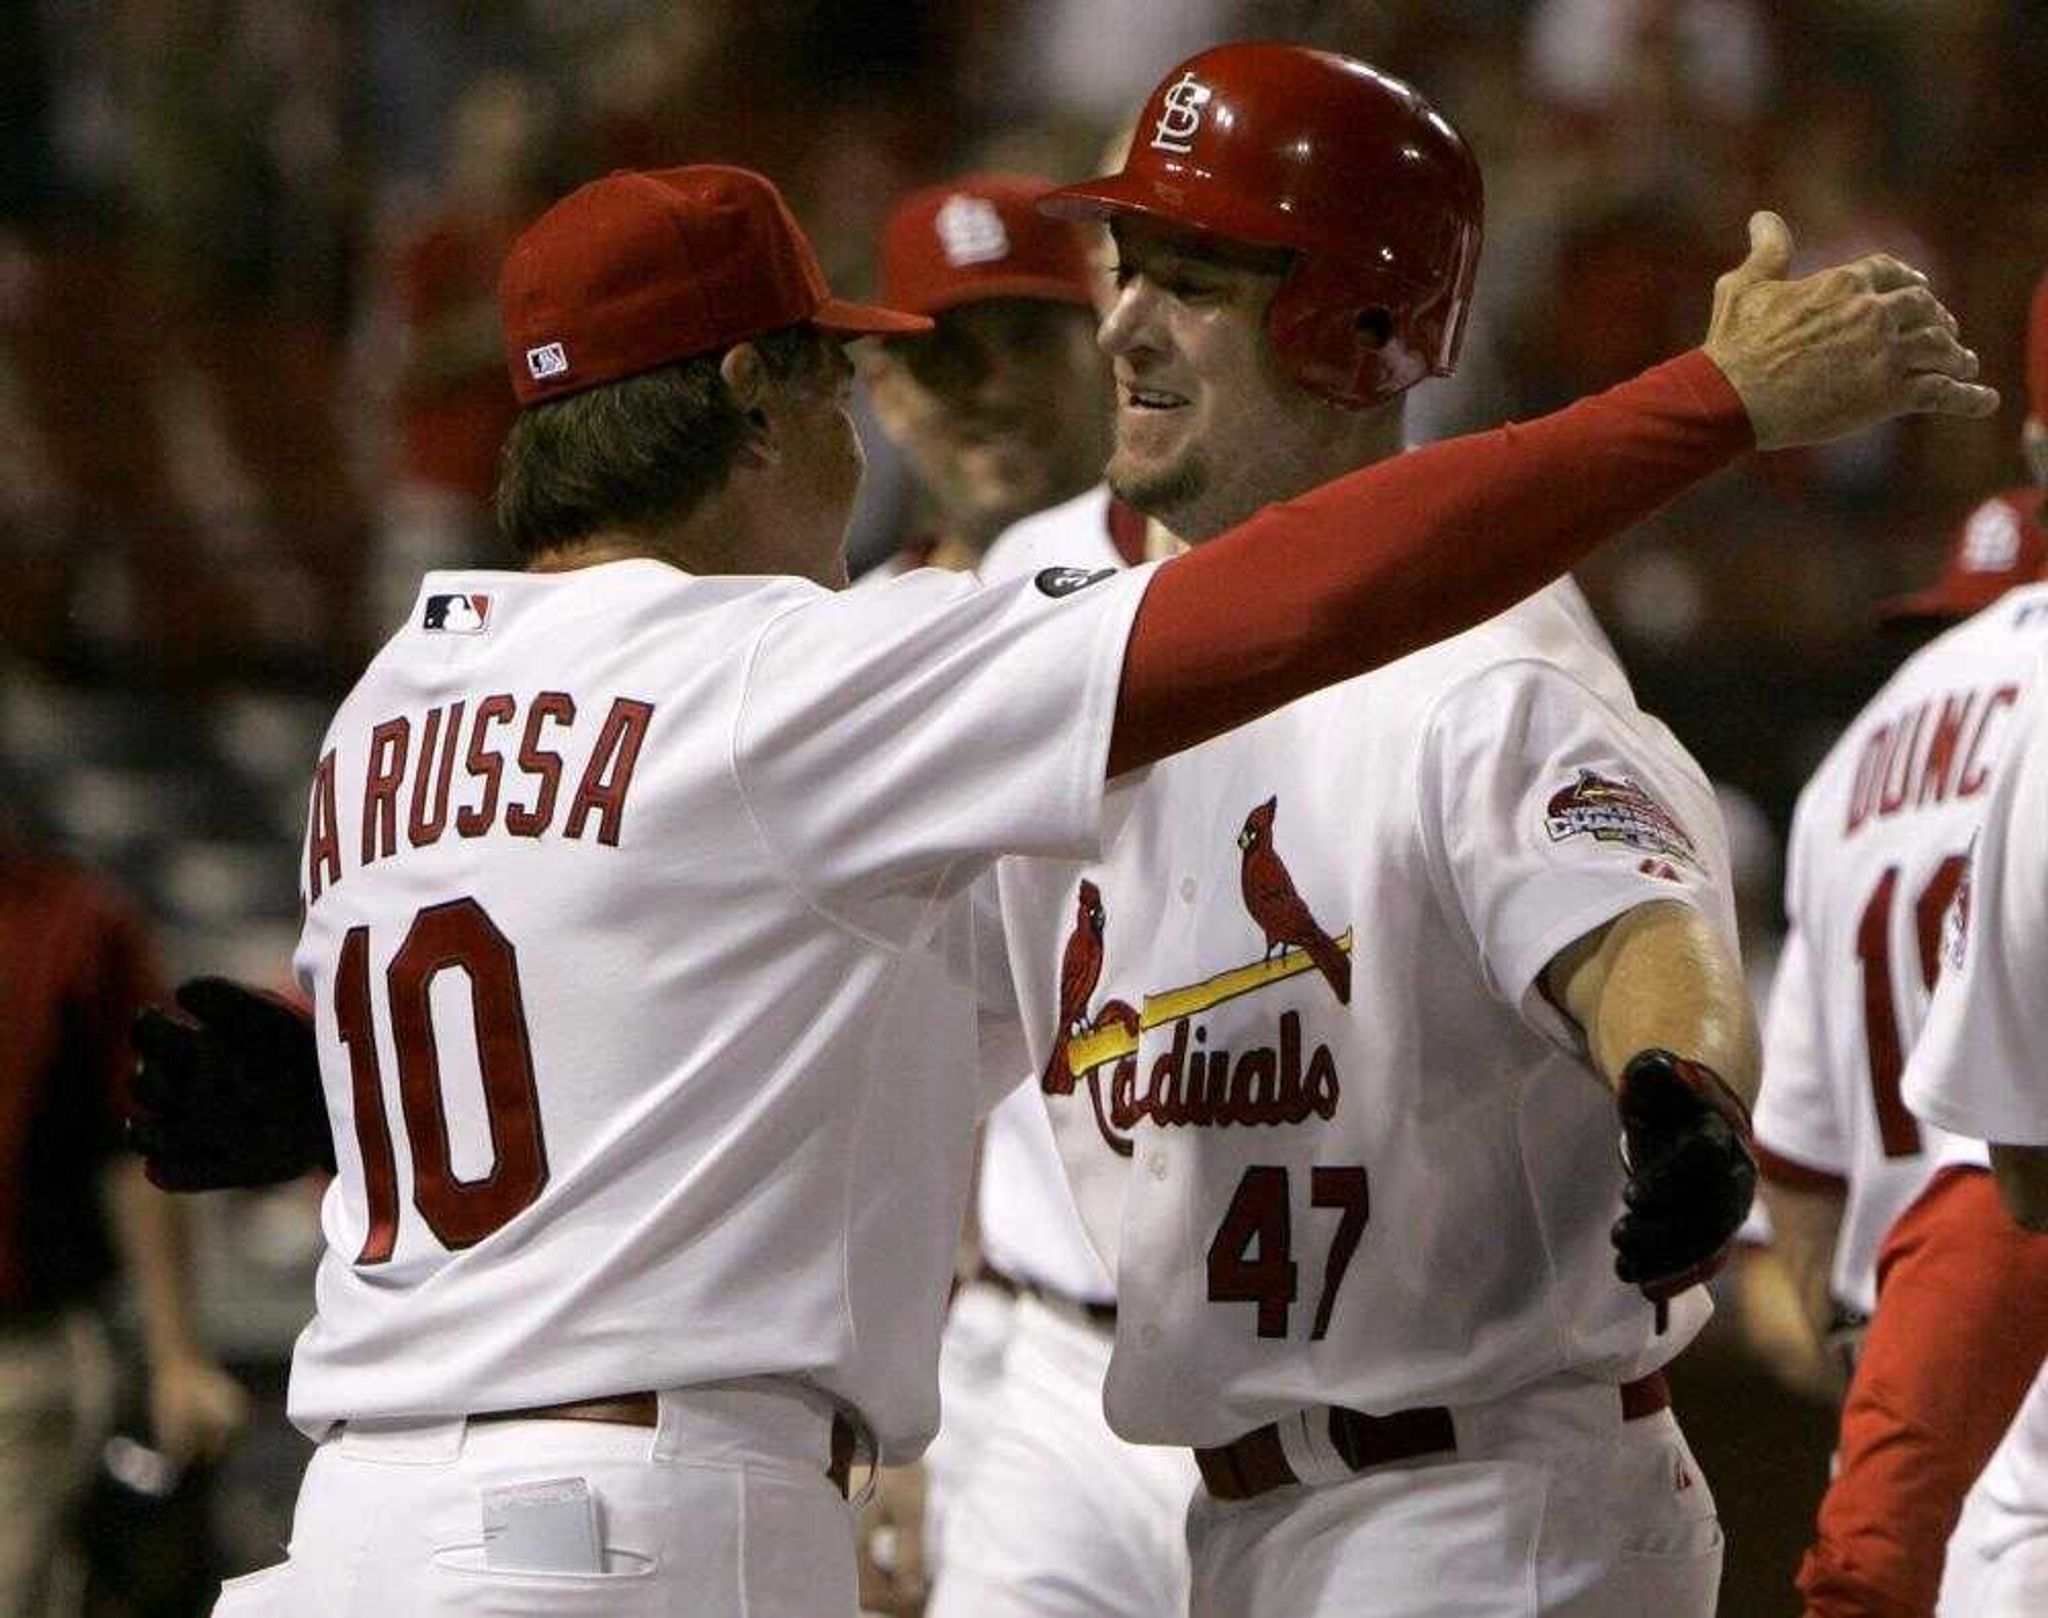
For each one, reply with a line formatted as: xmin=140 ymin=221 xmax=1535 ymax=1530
xmin=935 ymin=194 xmax=1010 ymax=268
xmin=1150 ymin=72 xmax=1213 ymax=155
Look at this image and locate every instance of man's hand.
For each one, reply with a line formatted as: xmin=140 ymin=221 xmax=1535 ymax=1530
xmin=128 ymin=978 xmax=335 ymax=1191
xmin=1613 ymin=1049 xmax=1757 ymax=1302
xmin=1702 ymin=211 xmax=1997 ymax=450
xmin=147 ymin=1350 xmax=249 ymax=1463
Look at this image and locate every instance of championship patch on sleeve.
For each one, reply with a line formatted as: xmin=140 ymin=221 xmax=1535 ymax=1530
xmin=1035 ymin=566 xmax=1117 ymax=598
xmin=1543 ymin=769 xmax=1698 ymax=866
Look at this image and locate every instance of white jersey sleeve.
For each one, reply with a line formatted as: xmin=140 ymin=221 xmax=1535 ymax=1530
xmin=737 ymin=564 xmax=1157 ymax=942
xmin=1418 ymin=658 xmax=1734 ymax=1050
xmin=1756 ymin=879 xmax=1851 ymax=1177
xmin=1906 ymin=650 xmax=2048 ymax=1144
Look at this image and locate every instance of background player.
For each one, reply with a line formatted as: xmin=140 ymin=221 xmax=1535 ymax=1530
xmin=1756 ymin=268 xmax=2048 ymax=1616
xmin=122 ymin=150 xmax=1965 ymax=1616
xmin=1899 ymin=607 xmax=2048 ymax=1612
xmin=855 ymin=172 xmax=1201 ymax=1617
xmin=856 ymin=173 xmax=1114 ymax=580
xmin=844 ymin=170 xmax=1145 ymax=1613
xmin=989 ymin=42 xmax=1988 ymax=1616
xmin=0 ymin=827 xmax=245 ymax=1616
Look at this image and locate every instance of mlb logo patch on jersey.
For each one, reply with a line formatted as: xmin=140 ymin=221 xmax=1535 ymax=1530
xmin=423 ymin=593 xmax=491 ymax=634
xmin=525 ymin=342 xmax=570 ymax=382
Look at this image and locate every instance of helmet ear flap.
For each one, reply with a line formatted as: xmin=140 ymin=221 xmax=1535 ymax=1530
xmin=1265 ymin=256 xmax=1430 ymax=409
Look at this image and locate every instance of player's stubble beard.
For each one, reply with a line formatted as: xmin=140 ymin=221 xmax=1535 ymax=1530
xmin=1113 ymin=389 xmax=1408 ymax=542
xmin=1108 ymin=442 xmax=1208 ymax=535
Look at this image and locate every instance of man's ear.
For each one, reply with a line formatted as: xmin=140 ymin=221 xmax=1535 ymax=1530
xmin=720 ymin=341 xmax=778 ymax=467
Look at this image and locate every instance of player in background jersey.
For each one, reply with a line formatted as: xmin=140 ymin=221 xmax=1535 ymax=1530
xmin=0 ymin=830 xmax=245 ymax=1616
xmin=857 ymin=173 xmax=1201 ymax=1618
xmin=855 ymin=173 xmax=1114 ymax=582
xmin=986 ymin=44 xmax=1995 ymax=1617
xmin=841 ymin=171 xmax=1152 ymax=1614
xmin=1899 ymin=580 xmax=2048 ymax=1612
xmin=1758 ymin=269 xmax=2048 ymax=1618
xmin=124 ymin=137 xmax=1992 ymax=1618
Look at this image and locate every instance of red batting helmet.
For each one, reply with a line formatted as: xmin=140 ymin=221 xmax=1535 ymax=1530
xmin=1043 ymin=42 xmax=1483 ymax=410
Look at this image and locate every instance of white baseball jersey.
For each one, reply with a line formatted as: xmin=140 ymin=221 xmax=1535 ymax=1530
xmin=1757 ymin=586 xmax=2048 ymax=1313
xmin=973 ymin=485 xmax=1138 ymax=1303
xmin=286 ymin=556 xmax=1156 ymax=1455
xmin=1908 ymin=629 xmax=2048 ymax=1145
xmin=997 ymin=560 xmax=1734 ymax=1448
xmin=1902 ymin=636 xmax=2048 ymax=1587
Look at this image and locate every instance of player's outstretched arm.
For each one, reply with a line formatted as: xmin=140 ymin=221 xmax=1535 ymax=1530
xmin=1107 ymin=214 xmax=1994 ymax=776
xmin=1546 ymin=900 xmax=1760 ymax=1303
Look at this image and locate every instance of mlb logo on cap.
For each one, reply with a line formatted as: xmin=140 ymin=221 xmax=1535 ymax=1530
xmin=423 ymin=593 xmax=491 ymax=634
xmin=526 ymin=342 xmax=569 ymax=382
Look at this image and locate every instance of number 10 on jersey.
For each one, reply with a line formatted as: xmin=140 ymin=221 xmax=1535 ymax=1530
xmin=334 ymin=897 xmax=550 ymax=1264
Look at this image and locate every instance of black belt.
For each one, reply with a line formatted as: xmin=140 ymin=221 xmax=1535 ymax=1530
xmin=455 ymin=1395 xmax=857 ymax=1498
xmin=1195 ymin=1371 xmax=1673 ymax=1501
xmin=976 ymin=1260 xmax=1116 ymax=1327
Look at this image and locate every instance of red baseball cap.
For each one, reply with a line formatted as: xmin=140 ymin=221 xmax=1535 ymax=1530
xmin=1878 ymin=487 xmax=2048 ymax=625
xmin=500 ymin=165 xmax=931 ymax=405
xmin=2027 ymin=268 xmax=2047 ymax=426
xmin=878 ymin=173 xmax=1097 ymax=317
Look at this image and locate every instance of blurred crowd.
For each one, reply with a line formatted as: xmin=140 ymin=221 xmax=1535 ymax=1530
xmin=0 ymin=1 xmax=2041 ymax=1612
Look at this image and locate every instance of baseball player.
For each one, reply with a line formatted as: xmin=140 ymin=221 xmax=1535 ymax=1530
xmin=1758 ymin=269 xmax=2048 ymax=1617
xmin=982 ymin=43 xmax=1994 ymax=1617
xmin=856 ymin=172 xmax=1118 ymax=581
xmin=127 ymin=138 xmax=1988 ymax=1618
xmin=1898 ymin=621 xmax=2048 ymax=1613
xmin=0 ymin=830 xmax=245 ymax=1617
xmin=853 ymin=171 xmax=1199 ymax=1616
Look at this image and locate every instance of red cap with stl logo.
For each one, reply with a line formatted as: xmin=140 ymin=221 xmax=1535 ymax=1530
xmin=878 ymin=173 xmax=1097 ymax=316
xmin=500 ymin=165 xmax=931 ymax=405
xmin=1878 ymin=488 xmax=2048 ymax=626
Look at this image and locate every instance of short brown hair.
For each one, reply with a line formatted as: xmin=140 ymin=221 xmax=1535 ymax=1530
xmin=494 ymin=325 xmax=826 ymax=557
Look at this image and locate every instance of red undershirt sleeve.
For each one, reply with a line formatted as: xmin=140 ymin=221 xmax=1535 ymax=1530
xmin=1797 ymin=1166 xmax=2048 ymax=1618
xmin=1108 ymin=348 xmax=1751 ymax=776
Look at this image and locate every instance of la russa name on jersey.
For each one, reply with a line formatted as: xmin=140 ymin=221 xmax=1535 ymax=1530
xmin=1843 ymin=681 xmax=2020 ymax=838
xmin=304 ymin=691 xmax=654 ymax=901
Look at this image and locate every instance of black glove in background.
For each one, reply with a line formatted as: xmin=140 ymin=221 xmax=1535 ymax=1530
xmin=129 ymin=978 xmax=335 ymax=1191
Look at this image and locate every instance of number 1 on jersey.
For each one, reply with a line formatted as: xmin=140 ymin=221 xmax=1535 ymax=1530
xmin=1854 ymin=855 xmax=1966 ymax=1160
xmin=334 ymin=897 xmax=549 ymax=1264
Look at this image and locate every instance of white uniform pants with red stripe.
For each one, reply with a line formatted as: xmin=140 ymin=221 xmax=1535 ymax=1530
xmin=1187 ymin=1373 xmax=1722 ymax=1618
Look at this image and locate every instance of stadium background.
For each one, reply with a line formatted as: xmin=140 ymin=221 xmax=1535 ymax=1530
xmin=0 ymin=0 xmax=2040 ymax=1611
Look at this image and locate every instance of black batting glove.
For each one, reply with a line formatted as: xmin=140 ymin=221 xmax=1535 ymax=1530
xmin=1611 ymin=1049 xmax=1756 ymax=1305
xmin=128 ymin=977 xmax=335 ymax=1191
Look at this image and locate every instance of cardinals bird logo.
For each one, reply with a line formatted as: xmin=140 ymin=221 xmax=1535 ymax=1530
xmin=1042 ymin=879 xmax=1107 ymax=1094
xmin=1238 ymin=797 xmax=1351 ymax=1005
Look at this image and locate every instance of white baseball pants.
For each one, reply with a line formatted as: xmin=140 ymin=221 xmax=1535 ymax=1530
xmin=211 ymin=1380 xmax=860 ymax=1617
xmin=928 ymin=1294 xmax=1197 ymax=1618
xmin=1939 ymin=1380 xmax=2048 ymax=1617
xmin=920 ymin=1276 xmax=1018 ymax=1577
xmin=1186 ymin=1374 xmax=1722 ymax=1618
